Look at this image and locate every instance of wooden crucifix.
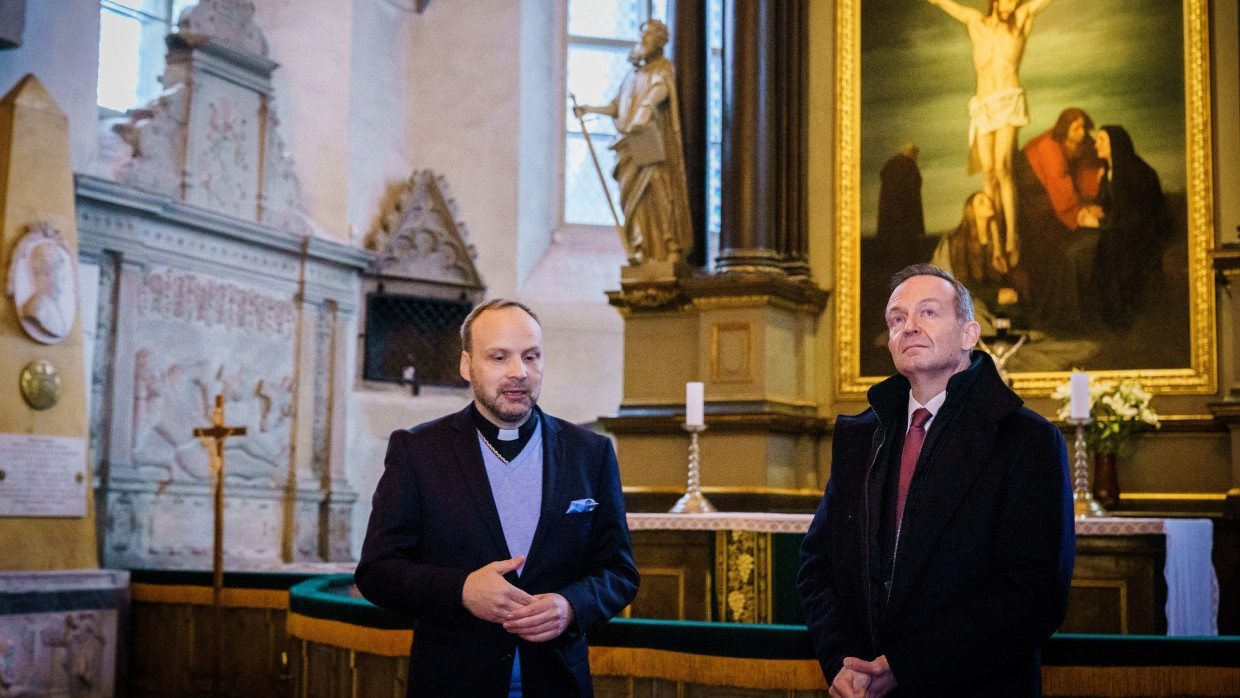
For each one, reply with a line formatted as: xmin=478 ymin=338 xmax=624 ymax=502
xmin=193 ymin=394 xmax=246 ymax=698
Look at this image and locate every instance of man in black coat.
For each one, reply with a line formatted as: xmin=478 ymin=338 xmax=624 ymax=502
xmin=356 ymin=299 xmax=639 ymax=697
xmin=798 ymin=264 xmax=1074 ymax=696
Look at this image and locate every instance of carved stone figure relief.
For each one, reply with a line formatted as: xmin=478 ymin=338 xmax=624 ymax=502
xmin=129 ymin=267 xmax=296 ymax=485
xmin=112 ymin=86 xmax=189 ymax=199
xmin=6 ymin=224 xmax=78 ymax=345
xmin=0 ymin=610 xmax=117 ymax=698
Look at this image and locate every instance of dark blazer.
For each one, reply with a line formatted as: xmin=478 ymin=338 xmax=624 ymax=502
xmin=355 ymin=406 xmax=639 ymax=697
xmin=798 ymin=352 xmax=1074 ymax=696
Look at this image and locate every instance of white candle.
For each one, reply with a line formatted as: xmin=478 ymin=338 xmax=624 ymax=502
xmin=1069 ymin=371 xmax=1090 ymax=420
xmin=685 ymin=382 xmax=704 ymax=426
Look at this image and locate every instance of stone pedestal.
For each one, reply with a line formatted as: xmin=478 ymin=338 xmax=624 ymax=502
xmin=602 ymin=271 xmax=828 ymax=491
xmin=0 ymin=569 xmax=129 ymax=697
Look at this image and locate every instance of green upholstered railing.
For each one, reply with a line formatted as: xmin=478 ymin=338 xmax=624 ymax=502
xmin=285 ymin=575 xmax=1240 ymax=695
xmin=288 ymin=574 xmax=413 ymax=630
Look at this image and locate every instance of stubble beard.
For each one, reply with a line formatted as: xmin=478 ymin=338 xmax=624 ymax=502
xmin=475 ymin=380 xmax=535 ymax=427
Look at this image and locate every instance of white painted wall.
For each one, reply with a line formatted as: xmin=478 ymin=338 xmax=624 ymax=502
xmin=0 ymin=0 xmax=100 ymax=173
xmin=516 ymin=0 xmax=559 ymax=289
xmin=405 ymin=0 xmax=522 ymax=296
xmin=345 ymin=0 xmax=412 ymax=241
xmin=252 ymin=0 xmax=356 ymax=240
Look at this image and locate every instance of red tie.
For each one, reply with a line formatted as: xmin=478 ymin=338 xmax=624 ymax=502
xmin=897 ymin=408 xmax=931 ymax=531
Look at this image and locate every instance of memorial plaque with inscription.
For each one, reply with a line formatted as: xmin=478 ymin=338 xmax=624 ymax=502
xmin=0 ymin=433 xmax=87 ymax=517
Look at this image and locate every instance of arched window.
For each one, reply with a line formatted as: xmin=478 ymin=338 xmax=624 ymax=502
xmin=97 ymin=0 xmax=196 ymax=113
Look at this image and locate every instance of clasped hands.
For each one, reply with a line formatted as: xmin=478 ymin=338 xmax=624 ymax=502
xmin=462 ymin=555 xmax=573 ymax=642
xmin=830 ymin=655 xmax=897 ymax=698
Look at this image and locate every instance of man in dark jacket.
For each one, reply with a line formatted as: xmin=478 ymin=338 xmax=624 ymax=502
xmin=798 ymin=264 xmax=1074 ymax=696
xmin=356 ymin=299 xmax=639 ymax=697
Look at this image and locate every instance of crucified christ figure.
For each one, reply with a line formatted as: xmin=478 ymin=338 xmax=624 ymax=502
xmin=928 ymin=0 xmax=1056 ymax=269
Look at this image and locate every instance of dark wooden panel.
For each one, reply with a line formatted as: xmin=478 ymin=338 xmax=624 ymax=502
xmin=353 ymin=649 xmax=407 ymax=698
xmin=129 ymin=602 xmax=296 ymax=697
xmin=630 ymin=528 xmax=1172 ymax=634
xmin=629 ymin=529 xmax=714 ymax=620
xmin=1062 ymin=534 xmax=1166 ymax=635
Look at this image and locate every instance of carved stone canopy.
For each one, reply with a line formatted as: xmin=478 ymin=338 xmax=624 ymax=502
xmin=364 ymin=169 xmax=484 ymax=299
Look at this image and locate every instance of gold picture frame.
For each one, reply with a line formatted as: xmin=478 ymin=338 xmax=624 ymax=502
xmin=833 ymin=0 xmax=1216 ymax=398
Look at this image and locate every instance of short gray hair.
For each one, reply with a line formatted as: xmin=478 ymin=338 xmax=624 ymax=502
xmin=889 ymin=264 xmax=974 ymax=322
xmin=460 ymin=298 xmax=540 ymax=353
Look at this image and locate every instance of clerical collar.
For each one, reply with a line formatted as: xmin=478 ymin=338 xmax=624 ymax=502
xmin=470 ymin=403 xmax=539 ymax=463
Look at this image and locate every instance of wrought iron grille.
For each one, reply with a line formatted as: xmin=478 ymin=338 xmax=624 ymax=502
xmin=363 ymin=294 xmax=473 ymax=387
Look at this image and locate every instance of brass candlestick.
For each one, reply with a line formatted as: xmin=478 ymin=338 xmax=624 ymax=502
xmin=669 ymin=423 xmax=716 ymax=513
xmin=1069 ymin=417 xmax=1107 ymax=519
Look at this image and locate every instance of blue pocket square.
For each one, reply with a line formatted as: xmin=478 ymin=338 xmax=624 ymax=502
xmin=566 ymin=498 xmax=598 ymax=514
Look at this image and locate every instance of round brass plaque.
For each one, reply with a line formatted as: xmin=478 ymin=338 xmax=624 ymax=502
xmin=19 ymin=359 xmax=61 ymax=410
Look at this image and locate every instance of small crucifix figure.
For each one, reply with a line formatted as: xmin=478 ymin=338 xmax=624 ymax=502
xmin=193 ymin=394 xmax=246 ymax=697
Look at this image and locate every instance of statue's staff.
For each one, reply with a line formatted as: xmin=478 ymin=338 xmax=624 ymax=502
xmin=570 ymin=93 xmax=633 ymax=261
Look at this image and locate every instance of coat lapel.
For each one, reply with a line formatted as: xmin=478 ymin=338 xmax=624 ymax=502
xmin=448 ymin=407 xmax=510 ymax=557
xmin=882 ymin=402 xmax=997 ymax=627
xmin=523 ymin=412 xmax=562 ymax=579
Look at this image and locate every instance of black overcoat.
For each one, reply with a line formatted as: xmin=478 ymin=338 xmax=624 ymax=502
xmin=799 ymin=352 xmax=1074 ymax=695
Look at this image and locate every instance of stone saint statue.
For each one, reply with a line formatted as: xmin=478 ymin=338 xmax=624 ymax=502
xmin=574 ymin=19 xmax=693 ymax=266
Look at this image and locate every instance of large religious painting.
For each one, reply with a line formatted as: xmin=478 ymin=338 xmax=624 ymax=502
xmin=834 ymin=0 xmax=1215 ymax=396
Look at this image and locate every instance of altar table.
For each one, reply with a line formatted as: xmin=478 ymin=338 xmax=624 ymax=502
xmin=626 ymin=513 xmax=1219 ymax=635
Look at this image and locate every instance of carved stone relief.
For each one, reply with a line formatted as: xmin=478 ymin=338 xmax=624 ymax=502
xmin=365 ymin=170 xmax=483 ymax=289
xmin=311 ymin=303 xmax=334 ymax=479
xmin=75 ymin=0 xmax=365 ymax=570
xmin=176 ymin=0 xmax=268 ymax=56
xmin=99 ymin=0 xmax=312 ymax=237
xmin=196 ymin=88 xmax=259 ymax=218
xmin=88 ymin=253 xmax=117 ymax=480
xmin=112 ymin=86 xmax=189 ymax=199
xmin=130 ymin=267 xmax=296 ymax=485
xmin=0 ymin=612 xmax=111 ymax=697
xmin=5 ymin=224 xmax=78 ymax=345
xmin=0 ymin=571 xmax=126 ymax=698
xmin=258 ymin=108 xmax=312 ymax=236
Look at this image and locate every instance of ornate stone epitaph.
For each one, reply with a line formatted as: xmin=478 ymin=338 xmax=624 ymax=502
xmin=74 ymin=0 xmax=370 ymax=570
